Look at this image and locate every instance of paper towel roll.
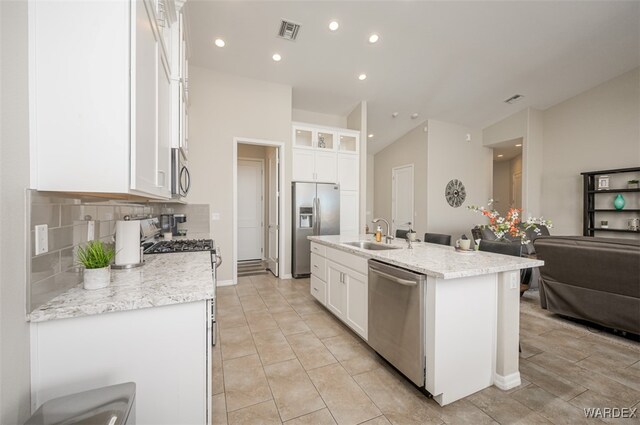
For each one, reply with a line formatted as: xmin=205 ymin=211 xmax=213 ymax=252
xmin=115 ymin=220 xmax=141 ymax=265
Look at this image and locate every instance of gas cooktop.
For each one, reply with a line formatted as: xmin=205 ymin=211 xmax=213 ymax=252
xmin=144 ymin=239 xmax=215 ymax=254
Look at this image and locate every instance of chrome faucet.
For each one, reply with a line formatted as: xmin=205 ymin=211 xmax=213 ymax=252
xmin=372 ymin=218 xmax=394 ymax=244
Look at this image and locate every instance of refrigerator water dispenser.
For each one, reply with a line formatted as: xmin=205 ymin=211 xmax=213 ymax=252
xmin=299 ymin=207 xmax=313 ymax=228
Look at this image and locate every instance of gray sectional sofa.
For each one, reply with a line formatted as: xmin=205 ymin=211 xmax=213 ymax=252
xmin=533 ymin=236 xmax=640 ymax=334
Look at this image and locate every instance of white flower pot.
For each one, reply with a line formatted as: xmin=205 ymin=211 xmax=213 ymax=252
xmin=83 ymin=266 xmax=111 ymax=290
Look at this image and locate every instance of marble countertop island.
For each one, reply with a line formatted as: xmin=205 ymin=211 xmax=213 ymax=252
xmin=308 ymin=235 xmax=543 ymax=279
xmin=28 ymin=251 xmax=215 ymax=323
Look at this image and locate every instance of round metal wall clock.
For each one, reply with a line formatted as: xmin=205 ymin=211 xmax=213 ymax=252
xmin=445 ymin=179 xmax=466 ymax=208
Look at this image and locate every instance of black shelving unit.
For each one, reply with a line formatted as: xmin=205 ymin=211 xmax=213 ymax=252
xmin=581 ymin=167 xmax=640 ymax=237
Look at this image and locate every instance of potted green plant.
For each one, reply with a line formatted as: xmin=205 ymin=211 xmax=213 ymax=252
xmin=628 ymin=179 xmax=639 ymax=189
xmin=77 ymin=240 xmax=115 ymax=290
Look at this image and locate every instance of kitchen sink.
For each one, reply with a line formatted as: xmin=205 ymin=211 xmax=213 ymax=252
xmin=342 ymin=241 xmax=401 ymax=251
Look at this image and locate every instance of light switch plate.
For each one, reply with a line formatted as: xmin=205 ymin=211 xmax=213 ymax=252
xmin=35 ymin=224 xmax=48 ymax=255
xmin=87 ymin=220 xmax=95 ymax=241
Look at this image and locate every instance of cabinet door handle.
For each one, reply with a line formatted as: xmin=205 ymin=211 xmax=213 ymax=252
xmin=313 ymin=287 xmax=318 ymax=292
xmin=313 ymin=264 xmax=319 ymax=269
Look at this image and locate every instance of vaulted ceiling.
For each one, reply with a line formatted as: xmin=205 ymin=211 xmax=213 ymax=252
xmin=186 ymin=1 xmax=639 ymax=153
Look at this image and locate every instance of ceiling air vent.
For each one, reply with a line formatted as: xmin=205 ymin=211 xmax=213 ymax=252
xmin=504 ymin=94 xmax=524 ymax=104
xmin=278 ymin=20 xmax=301 ymax=41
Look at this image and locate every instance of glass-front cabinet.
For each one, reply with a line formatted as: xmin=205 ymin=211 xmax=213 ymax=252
xmin=293 ymin=127 xmax=314 ymax=148
xmin=293 ymin=125 xmax=338 ymax=151
xmin=338 ymin=133 xmax=359 ymax=154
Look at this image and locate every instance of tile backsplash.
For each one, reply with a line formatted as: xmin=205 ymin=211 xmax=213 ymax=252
xmin=28 ymin=190 xmax=210 ymax=313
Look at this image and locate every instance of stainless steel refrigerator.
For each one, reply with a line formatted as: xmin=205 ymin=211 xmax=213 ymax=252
xmin=292 ymin=182 xmax=340 ymax=277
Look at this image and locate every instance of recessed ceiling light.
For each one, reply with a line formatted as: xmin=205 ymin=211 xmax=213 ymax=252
xmin=368 ymin=34 xmax=379 ymax=43
xmin=358 ymin=74 xmax=367 ymax=81
xmin=368 ymin=134 xmax=373 ymax=138
xmin=272 ymin=53 xmax=282 ymax=62
xmin=497 ymin=154 xmax=504 ymax=158
xmin=515 ymin=143 xmax=522 ymax=147
xmin=329 ymin=21 xmax=339 ymax=31
xmin=214 ymin=38 xmax=225 ymax=48
xmin=411 ymin=113 xmax=419 ymax=119
xmin=392 ymin=112 xmax=399 ymax=118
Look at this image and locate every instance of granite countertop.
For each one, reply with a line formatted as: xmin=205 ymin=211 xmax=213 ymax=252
xmin=28 ymin=251 xmax=215 ymax=323
xmin=308 ymin=235 xmax=544 ymax=279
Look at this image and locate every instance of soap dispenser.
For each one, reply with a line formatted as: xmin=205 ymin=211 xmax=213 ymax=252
xmin=375 ymin=225 xmax=382 ymax=243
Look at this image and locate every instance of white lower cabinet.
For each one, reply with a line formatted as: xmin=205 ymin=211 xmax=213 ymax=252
xmin=310 ymin=275 xmax=327 ymax=306
xmin=344 ymin=268 xmax=367 ymax=338
xmin=310 ymin=242 xmax=368 ymax=340
xmin=326 ymin=260 xmax=347 ymax=319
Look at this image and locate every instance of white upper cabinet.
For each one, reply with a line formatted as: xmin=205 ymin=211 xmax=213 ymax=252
xmin=315 ymin=151 xmax=338 ymax=183
xmin=292 ymin=149 xmax=316 ymax=182
xmin=338 ymin=133 xmax=359 ymax=154
xmin=291 ymin=123 xmax=360 ymax=184
xmin=337 ymin=154 xmax=359 ymax=191
xmin=340 ymin=191 xmax=359 ymax=237
xmin=170 ymin=8 xmax=189 ymax=155
xmin=293 ymin=127 xmax=314 ymax=149
xmin=28 ymin=0 xmax=178 ymax=199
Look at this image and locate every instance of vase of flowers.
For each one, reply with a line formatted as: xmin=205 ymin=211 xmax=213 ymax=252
xmin=467 ymin=200 xmax=552 ymax=244
xmin=77 ymin=240 xmax=115 ymax=290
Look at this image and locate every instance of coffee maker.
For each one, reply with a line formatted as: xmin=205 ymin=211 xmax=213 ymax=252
xmin=160 ymin=214 xmax=188 ymax=236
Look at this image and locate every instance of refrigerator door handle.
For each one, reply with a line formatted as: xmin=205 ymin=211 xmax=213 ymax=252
xmin=317 ymin=197 xmax=321 ymax=235
xmin=312 ymin=197 xmax=318 ymax=235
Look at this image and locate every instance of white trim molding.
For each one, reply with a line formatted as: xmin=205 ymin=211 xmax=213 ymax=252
xmin=494 ymin=372 xmax=522 ymax=390
xmin=232 ymin=137 xmax=286 ymax=286
xmin=216 ymin=279 xmax=235 ymax=287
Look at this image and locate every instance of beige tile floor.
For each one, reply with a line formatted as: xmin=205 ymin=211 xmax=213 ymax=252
xmin=212 ymin=274 xmax=640 ymax=425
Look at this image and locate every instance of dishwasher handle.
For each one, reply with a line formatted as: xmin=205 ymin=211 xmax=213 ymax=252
xmin=369 ymin=267 xmax=418 ymax=286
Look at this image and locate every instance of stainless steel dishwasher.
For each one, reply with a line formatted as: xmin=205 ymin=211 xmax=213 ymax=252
xmin=368 ymin=259 xmax=427 ymax=387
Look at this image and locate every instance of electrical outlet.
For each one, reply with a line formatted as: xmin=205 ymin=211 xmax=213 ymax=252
xmin=87 ymin=220 xmax=95 ymax=241
xmin=510 ymin=273 xmax=518 ymax=289
xmin=211 ymin=213 xmax=221 ymax=221
xmin=35 ymin=224 xmax=48 ymax=255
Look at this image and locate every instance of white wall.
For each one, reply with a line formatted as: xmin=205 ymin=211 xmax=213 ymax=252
xmin=366 ymin=153 xmax=375 ymax=228
xmin=542 ymin=68 xmax=640 ymax=236
xmin=1 ymin=0 xmax=32 ymax=422
xmin=347 ymin=101 xmax=367 ymax=234
xmin=292 ymin=108 xmax=347 ymax=128
xmin=483 ymin=108 xmax=544 ymax=218
xmin=187 ymin=67 xmax=292 ymax=281
xmin=426 ymin=120 xmax=492 ymax=241
xmin=374 ymin=123 xmax=428 ymax=236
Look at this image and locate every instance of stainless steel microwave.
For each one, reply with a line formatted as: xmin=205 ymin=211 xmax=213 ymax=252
xmin=171 ymin=148 xmax=190 ymax=198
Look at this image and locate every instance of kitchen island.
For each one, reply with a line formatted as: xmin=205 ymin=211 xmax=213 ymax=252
xmin=308 ymin=235 xmax=543 ymax=406
xmin=28 ymin=252 xmax=215 ymax=425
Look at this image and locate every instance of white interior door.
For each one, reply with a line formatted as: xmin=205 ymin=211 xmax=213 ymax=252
xmin=267 ymin=148 xmax=279 ymax=276
xmin=238 ymin=159 xmax=263 ymax=261
xmin=392 ymin=164 xmax=414 ymax=235
xmin=512 ymin=171 xmax=522 ymax=210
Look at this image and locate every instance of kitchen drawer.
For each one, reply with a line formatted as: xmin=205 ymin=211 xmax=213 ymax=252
xmin=310 ymin=242 xmax=326 ymax=257
xmin=325 ymin=246 xmax=368 ymax=275
xmin=310 ymin=275 xmax=327 ymax=306
xmin=311 ymin=253 xmax=326 ymax=281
